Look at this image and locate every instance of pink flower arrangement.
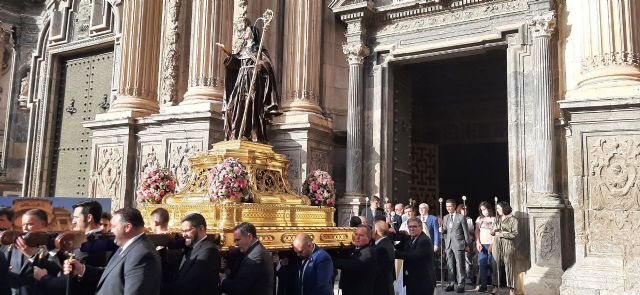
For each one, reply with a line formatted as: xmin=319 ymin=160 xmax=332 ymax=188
xmin=301 ymin=170 xmax=336 ymax=207
xmin=208 ymin=157 xmax=251 ymax=201
xmin=136 ymin=167 xmax=177 ymax=204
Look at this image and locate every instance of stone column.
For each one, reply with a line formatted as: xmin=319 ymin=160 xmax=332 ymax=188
xmin=531 ymin=12 xmax=558 ymax=201
xmin=181 ymin=0 xmax=233 ymax=105
xmin=280 ymin=0 xmax=322 ymax=114
xmin=109 ymin=0 xmax=162 ymax=117
xmin=338 ymin=43 xmax=369 ymax=222
xmin=525 ymin=11 xmax=564 ymax=295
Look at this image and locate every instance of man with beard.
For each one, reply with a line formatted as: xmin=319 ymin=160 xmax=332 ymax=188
xmin=162 ymin=213 xmax=220 ymax=295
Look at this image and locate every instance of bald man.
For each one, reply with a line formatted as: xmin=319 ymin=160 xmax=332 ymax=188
xmin=292 ymin=234 xmax=334 ymax=295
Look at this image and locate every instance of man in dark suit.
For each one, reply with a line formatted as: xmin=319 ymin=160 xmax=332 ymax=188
xmin=220 ymin=222 xmax=274 ymax=295
xmin=334 ymin=224 xmax=378 ymax=295
xmin=64 ymin=207 xmax=162 ymax=295
xmin=162 ymin=213 xmax=220 ymax=295
xmin=441 ymin=199 xmax=471 ymax=293
xmin=7 ymin=208 xmax=58 ymax=295
xmin=35 ymin=200 xmax=111 ymax=295
xmin=0 ymin=244 xmax=10 ymax=295
xmin=292 ymin=233 xmax=334 ymax=295
xmin=395 ymin=217 xmax=436 ymax=295
xmin=0 ymin=207 xmax=14 ymax=261
xmin=373 ymin=221 xmax=395 ymax=295
xmin=360 ymin=196 xmax=385 ymax=226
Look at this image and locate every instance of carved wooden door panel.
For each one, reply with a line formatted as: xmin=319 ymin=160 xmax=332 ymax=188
xmin=50 ymin=51 xmax=113 ymax=197
xmin=392 ymin=68 xmax=412 ymax=203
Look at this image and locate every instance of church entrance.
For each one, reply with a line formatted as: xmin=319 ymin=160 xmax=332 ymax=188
xmin=49 ymin=50 xmax=113 ymax=197
xmin=392 ymin=49 xmax=509 ymax=219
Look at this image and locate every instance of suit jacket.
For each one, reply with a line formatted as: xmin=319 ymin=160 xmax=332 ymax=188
xmin=360 ymin=208 xmax=385 ymax=226
xmin=418 ymin=214 xmax=440 ymax=247
xmin=395 ymin=232 xmax=436 ymax=294
xmin=162 ymin=236 xmax=221 ymax=295
xmin=220 ymin=241 xmax=274 ymax=295
xmin=298 ymin=245 xmax=334 ymax=295
xmin=81 ymin=234 xmax=162 ymax=295
xmin=374 ymin=237 xmax=395 ymax=295
xmin=0 ymin=250 xmax=9 ymax=295
xmin=443 ymin=213 xmax=471 ymax=251
xmin=7 ymin=246 xmax=61 ymax=295
xmin=334 ymin=244 xmax=377 ymax=295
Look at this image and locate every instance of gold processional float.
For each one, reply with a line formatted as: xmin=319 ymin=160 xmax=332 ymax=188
xmin=138 ymin=140 xmax=354 ymax=251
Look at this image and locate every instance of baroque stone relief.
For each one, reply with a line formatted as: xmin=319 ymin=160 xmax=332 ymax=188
xmin=168 ymin=141 xmax=202 ymax=192
xmin=139 ymin=145 xmax=162 ymax=177
xmin=93 ymin=146 xmax=123 ymax=206
xmin=309 ymin=149 xmax=329 ymax=173
xmin=535 ymin=218 xmax=560 ymax=265
xmin=159 ymin=0 xmax=182 ymax=105
xmin=588 ymin=137 xmax=640 ymax=211
xmin=72 ymin=0 xmax=92 ymax=40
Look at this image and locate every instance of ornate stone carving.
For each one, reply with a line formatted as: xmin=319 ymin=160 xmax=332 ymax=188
xmin=588 ymin=137 xmax=640 ymax=211
xmin=94 ymin=146 xmax=123 ymax=205
xmin=536 ymin=219 xmax=560 ymax=263
xmin=581 ymin=52 xmax=640 ymax=73
xmin=310 ymin=150 xmax=329 ymax=173
xmin=72 ymin=0 xmax=92 ymax=40
xmin=140 ymin=146 xmax=161 ymax=176
xmin=159 ymin=0 xmax=182 ymax=105
xmin=529 ymin=11 xmax=556 ymax=38
xmin=342 ymin=43 xmax=370 ymax=64
xmin=374 ymin=0 xmax=528 ymax=36
xmin=169 ymin=142 xmax=201 ymax=192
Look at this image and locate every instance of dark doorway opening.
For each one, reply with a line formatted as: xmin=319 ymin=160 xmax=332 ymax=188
xmin=401 ymin=49 xmax=509 ymax=221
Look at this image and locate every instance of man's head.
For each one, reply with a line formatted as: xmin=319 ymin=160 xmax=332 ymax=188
xmin=373 ymin=220 xmax=389 ymax=240
xmin=292 ymin=234 xmax=314 ymax=259
xmin=418 ymin=203 xmax=429 ymax=216
xmin=233 ymin=222 xmax=258 ymax=253
xmin=22 ymin=209 xmax=48 ymax=232
xmin=394 ymin=203 xmax=404 ymax=216
xmin=110 ymin=208 xmax=145 ymax=247
xmin=404 ymin=206 xmax=416 ymax=218
xmin=181 ymin=213 xmax=207 ymax=247
xmin=456 ymin=204 xmax=467 ymax=216
xmin=0 ymin=206 xmax=14 ymax=231
xmin=445 ymin=199 xmax=457 ymax=214
xmin=349 ymin=216 xmax=362 ymax=227
xmin=384 ymin=202 xmax=393 ymax=214
xmin=100 ymin=212 xmax=112 ymax=233
xmin=72 ymin=201 xmax=102 ymax=233
xmin=353 ymin=225 xmax=372 ymax=247
xmin=406 ymin=217 xmax=423 ymax=238
xmin=370 ymin=196 xmax=380 ymax=209
xmin=150 ymin=208 xmax=170 ymax=233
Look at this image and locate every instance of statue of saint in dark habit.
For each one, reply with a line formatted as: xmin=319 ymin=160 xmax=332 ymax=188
xmin=217 ymin=25 xmax=281 ymax=143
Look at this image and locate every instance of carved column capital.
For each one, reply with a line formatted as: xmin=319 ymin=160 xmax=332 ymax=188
xmin=529 ymin=11 xmax=556 ymax=39
xmin=343 ymin=43 xmax=370 ymax=65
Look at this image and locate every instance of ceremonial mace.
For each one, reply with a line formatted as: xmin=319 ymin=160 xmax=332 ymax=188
xmin=493 ymin=196 xmax=501 ymax=293
xmin=238 ymin=9 xmax=274 ymax=138
xmin=438 ymin=197 xmax=444 ymax=290
xmin=365 ymin=197 xmax=370 ymax=225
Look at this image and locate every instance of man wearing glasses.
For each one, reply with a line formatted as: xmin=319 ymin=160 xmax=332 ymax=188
xmin=395 ymin=217 xmax=436 ymax=295
xmin=162 ymin=213 xmax=220 ymax=295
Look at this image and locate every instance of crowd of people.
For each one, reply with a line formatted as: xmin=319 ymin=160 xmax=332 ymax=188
xmin=0 ymin=196 xmax=518 ymax=295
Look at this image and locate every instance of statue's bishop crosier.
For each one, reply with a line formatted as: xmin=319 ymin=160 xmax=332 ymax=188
xmin=217 ymin=11 xmax=281 ymax=143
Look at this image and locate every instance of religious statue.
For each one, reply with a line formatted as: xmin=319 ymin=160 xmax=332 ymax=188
xmin=217 ymin=11 xmax=281 ymax=143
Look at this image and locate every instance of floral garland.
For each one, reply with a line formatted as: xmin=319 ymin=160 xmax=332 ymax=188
xmin=136 ymin=167 xmax=177 ymax=204
xmin=301 ymin=170 xmax=336 ymax=207
xmin=208 ymin=157 xmax=251 ymax=201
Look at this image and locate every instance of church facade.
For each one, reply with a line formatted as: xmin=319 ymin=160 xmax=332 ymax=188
xmin=0 ymin=0 xmax=638 ymax=294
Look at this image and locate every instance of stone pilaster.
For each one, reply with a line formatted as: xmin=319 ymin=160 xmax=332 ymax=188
xmin=280 ymin=0 xmax=322 ymax=114
xmin=109 ymin=0 xmax=162 ymax=117
xmin=338 ymin=43 xmax=369 ymax=225
xmin=182 ymin=0 xmax=233 ymax=105
xmin=567 ymin=0 xmax=640 ymax=99
xmin=525 ymin=11 xmax=564 ymax=295
xmin=157 ymin=0 xmax=190 ymax=107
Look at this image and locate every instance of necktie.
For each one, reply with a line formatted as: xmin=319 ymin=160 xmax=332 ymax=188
xmin=179 ymin=247 xmax=192 ymax=270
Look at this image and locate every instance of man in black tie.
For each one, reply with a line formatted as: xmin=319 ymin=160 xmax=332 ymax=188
xmin=373 ymin=221 xmax=395 ymax=295
xmin=395 ymin=217 xmax=436 ymax=295
xmin=162 ymin=213 xmax=220 ymax=295
xmin=64 ymin=207 xmax=162 ymax=295
xmin=334 ymin=224 xmax=378 ymax=295
xmin=220 ymin=222 xmax=274 ymax=295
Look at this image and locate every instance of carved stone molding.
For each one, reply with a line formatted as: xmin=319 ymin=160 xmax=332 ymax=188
xmin=158 ymin=0 xmax=183 ymax=105
xmin=342 ymin=43 xmax=370 ymax=65
xmin=529 ymin=11 xmax=556 ymax=38
xmin=535 ymin=218 xmax=561 ymax=264
xmin=139 ymin=145 xmax=161 ymax=177
xmin=310 ymin=149 xmax=329 ymax=173
xmin=588 ymin=136 xmax=640 ymax=211
xmin=93 ymin=146 xmax=123 ymax=206
xmin=581 ymin=52 xmax=640 ymax=73
xmin=168 ymin=141 xmax=202 ymax=192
